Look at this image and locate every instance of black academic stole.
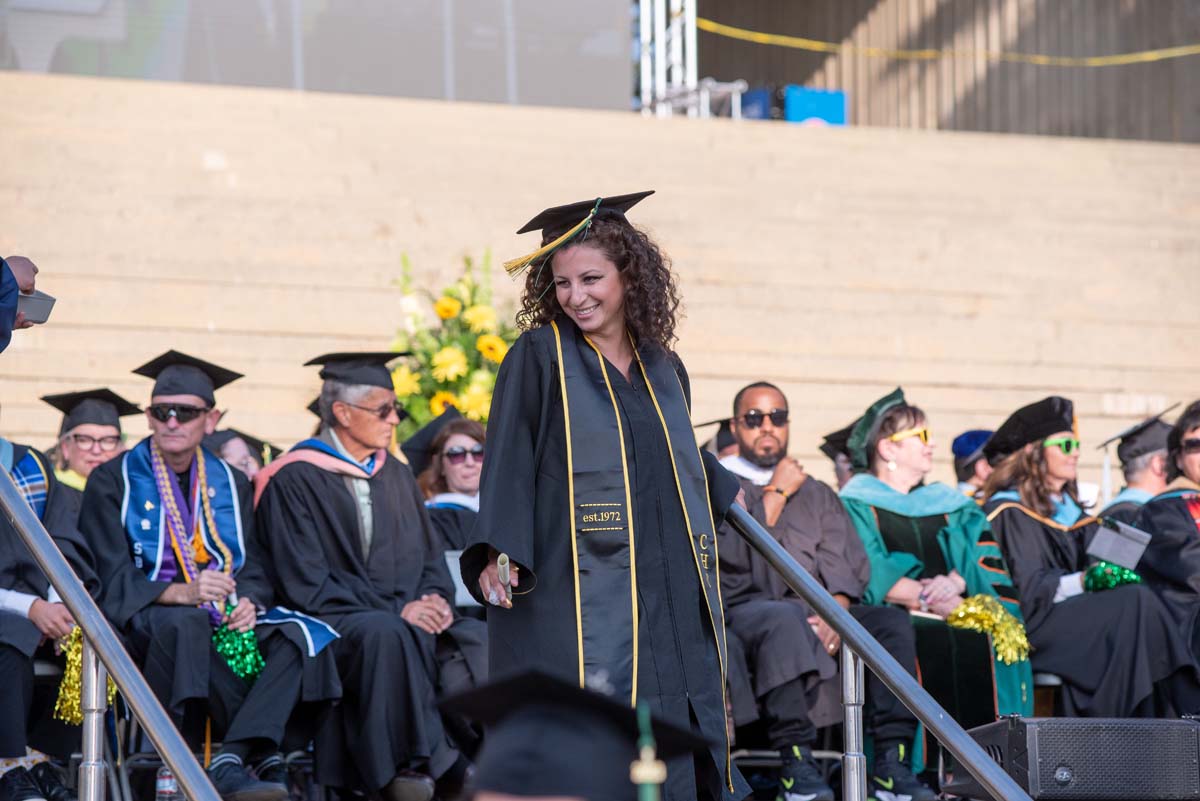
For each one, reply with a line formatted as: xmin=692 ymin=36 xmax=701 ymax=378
xmin=551 ymin=321 xmax=729 ymax=708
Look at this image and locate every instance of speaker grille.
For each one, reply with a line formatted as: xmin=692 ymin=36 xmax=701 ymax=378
xmin=1032 ymin=719 xmax=1200 ymax=800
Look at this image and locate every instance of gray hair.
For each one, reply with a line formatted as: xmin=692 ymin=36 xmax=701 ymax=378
xmin=1122 ymin=448 xmax=1166 ymax=483
xmin=318 ymin=380 xmax=376 ymax=428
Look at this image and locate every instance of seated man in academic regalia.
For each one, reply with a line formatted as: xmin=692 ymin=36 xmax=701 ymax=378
xmin=78 ymin=351 xmax=341 ymax=801
xmin=254 ymin=353 xmax=483 ymax=801
xmin=41 ymin=389 xmax=141 ymax=524
xmin=716 ymin=383 xmax=935 ymax=801
xmin=951 ymin=430 xmax=993 ymax=499
xmin=0 ymin=423 xmax=100 ymax=801
xmin=818 ymin=419 xmax=858 ymax=491
xmin=1097 ymin=410 xmax=1173 ymax=525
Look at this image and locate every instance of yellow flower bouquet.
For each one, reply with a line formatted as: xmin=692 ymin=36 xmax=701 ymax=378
xmin=390 ymin=253 xmax=518 ymax=438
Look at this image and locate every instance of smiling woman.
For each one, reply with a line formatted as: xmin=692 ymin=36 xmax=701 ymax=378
xmin=461 ymin=192 xmax=750 ymax=801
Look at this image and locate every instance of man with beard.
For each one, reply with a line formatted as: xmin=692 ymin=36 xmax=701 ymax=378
xmin=717 ymin=382 xmax=933 ymax=801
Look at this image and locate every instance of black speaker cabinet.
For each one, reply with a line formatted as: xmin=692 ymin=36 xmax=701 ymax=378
xmin=941 ymin=716 xmax=1200 ymax=801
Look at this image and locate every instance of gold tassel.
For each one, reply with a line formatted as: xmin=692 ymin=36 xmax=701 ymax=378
xmin=53 ymin=626 xmax=117 ymax=725
xmin=945 ymin=594 xmax=1031 ymax=666
xmin=502 ymin=210 xmax=597 ymax=277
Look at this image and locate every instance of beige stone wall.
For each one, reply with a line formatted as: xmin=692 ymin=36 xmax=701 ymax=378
xmin=1 ymin=73 xmax=1197 ymax=488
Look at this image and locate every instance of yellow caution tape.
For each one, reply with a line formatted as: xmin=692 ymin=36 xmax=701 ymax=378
xmin=697 ymin=17 xmax=1200 ymax=68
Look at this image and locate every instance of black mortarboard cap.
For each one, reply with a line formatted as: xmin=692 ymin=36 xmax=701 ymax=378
xmin=504 ymin=191 xmax=655 ymax=277
xmin=819 ymin=419 xmax=859 ymax=462
xmin=132 ymin=350 xmax=242 ymax=407
xmin=696 ymin=417 xmax=735 ymax=453
xmin=401 ymin=408 xmax=463 ymax=477
xmin=1097 ymin=405 xmax=1177 ymax=466
xmin=305 ymin=352 xmax=404 ymax=391
xmin=41 ymin=388 xmax=141 ymax=436
xmin=306 ymin=396 xmax=321 ymax=418
xmin=202 ymin=429 xmax=282 ymax=465
xmin=440 ymin=670 xmax=710 ymax=801
xmin=517 ymin=190 xmax=655 ymax=240
xmin=983 ymin=396 xmax=1075 ymax=465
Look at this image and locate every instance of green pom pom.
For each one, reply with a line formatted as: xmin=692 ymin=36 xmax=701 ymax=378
xmin=212 ymin=604 xmax=265 ymax=681
xmin=1084 ymin=560 xmax=1143 ymax=592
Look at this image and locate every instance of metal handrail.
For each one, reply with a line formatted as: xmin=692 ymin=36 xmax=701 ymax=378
xmin=0 ymin=469 xmax=220 ymax=801
xmin=726 ymin=504 xmax=1031 ymax=801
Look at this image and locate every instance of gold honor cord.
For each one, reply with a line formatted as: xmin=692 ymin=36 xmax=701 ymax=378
xmin=697 ymin=17 xmax=1200 ymax=68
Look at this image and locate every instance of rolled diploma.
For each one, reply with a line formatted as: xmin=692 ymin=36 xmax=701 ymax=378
xmin=497 ymin=553 xmax=513 ymax=602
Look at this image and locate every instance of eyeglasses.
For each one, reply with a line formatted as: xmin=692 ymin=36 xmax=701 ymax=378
xmin=738 ymin=409 xmax=789 ymax=429
xmin=443 ymin=444 xmax=484 ymax=465
xmin=68 ymin=433 xmax=122 ymax=452
xmin=1180 ymin=437 xmax=1200 ymax=456
xmin=1043 ymin=436 xmax=1081 ymax=455
xmin=888 ymin=427 xmax=931 ymax=444
xmin=342 ymin=400 xmax=409 ymax=422
xmin=148 ymin=404 xmax=210 ymax=424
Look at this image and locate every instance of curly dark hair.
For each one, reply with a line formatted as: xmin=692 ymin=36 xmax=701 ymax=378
xmin=515 ymin=218 xmax=682 ymax=351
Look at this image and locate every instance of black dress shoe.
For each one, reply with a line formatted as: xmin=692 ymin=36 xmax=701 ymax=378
xmin=28 ymin=764 xmax=74 ymax=801
xmin=207 ymin=761 xmax=287 ymax=801
xmin=380 ymin=772 xmax=434 ymax=801
xmin=0 ymin=768 xmax=48 ymax=801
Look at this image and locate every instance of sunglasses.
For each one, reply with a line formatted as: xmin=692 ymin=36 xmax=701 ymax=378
xmin=343 ymin=400 xmax=409 ymax=422
xmin=443 ymin=444 xmax=484 ymax=465
xmin=888 ymin=427 xmax=931 ymax=444
xmin=1180 ymin=437 xmax=1200 ymax=456
xmin=148 ymin=403 xmax=210 ymax=424
xmin=1043 ymin=436 xmax=1081 ymax=455
xmin=69 ymin=433 xmax=123 ymax=452
xmin=739 ymin=409 xmax=789 ymax=429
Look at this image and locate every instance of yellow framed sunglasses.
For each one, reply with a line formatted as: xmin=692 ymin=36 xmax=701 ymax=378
xmin=888 ymin=427 xmax=931 ymax=444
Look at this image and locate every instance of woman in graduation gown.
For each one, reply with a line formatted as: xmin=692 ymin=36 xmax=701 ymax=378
xmin=981 ymin=396 xmax=1200 ymax=717
xmin=838 ymin=389 xmax=1033 ymax=746
xmin=1134 ymin=399 xmax=1200 ymax=661
xmin=461 ymin=191 xmax=749 ymax=801
xmin=404 ymin=411 xmax=485 ymax=552
xmin=40 ymin=388 xmax=141 ymax=524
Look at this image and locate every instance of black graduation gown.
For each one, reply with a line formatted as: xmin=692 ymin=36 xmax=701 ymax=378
xmin=1 ymin=444 xmax=99 ymax=759
xmin=1098 ymin=499 xmax=1142 ymax=526
xmin=427 ymin=504 xmax=476 ymax=551
xmin=984 ymin=497 xmax=1200 ymax=717
xmin=254 ymin=450 xmax=485 ymax=790
xmin=57 ymin=484 xmax=84 ymax=529
xmin=1134 ymin=488 xmax=1200 ymax=661
xmin=78 ymin=457 xmax=340 ymax=747
xmin=462 ymin=325 xmax=749 ymax=801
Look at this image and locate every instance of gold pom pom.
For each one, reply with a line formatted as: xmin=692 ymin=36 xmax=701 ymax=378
xmin=946 ymin=594 xmax=1031 ymax=665
xmin=53 ymin=626 xmax=118 ymax=725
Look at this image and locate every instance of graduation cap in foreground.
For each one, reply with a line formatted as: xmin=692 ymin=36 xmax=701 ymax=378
xmin=983 ymin=396 xmax=1075 ymax=466
xmin=819 ymin=420 xmax=859 ymax=462
xmin=202 ymin=429 xmax=282 ymax=466
xmin=696 ymin=417 xmax=735 ymax=455
xmin=1096 ymin=403 xmax=1178 ymax=504
xmin=305 ymin=352 xmax=406 ymax=392
xmin=951 ymin=429 xmax=993 ymax=468
xmin=41 ymin=388 xmax=141 ymax=436
xmin=400 ymin=407 xmax=463 ymax=477
xmin=440 ymin=670 xmax=710 ymax=801
xmin=133 ymin=350 xmax=243 ymax=407
xmin=504 ymin=190 xmax=655 ymax=277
